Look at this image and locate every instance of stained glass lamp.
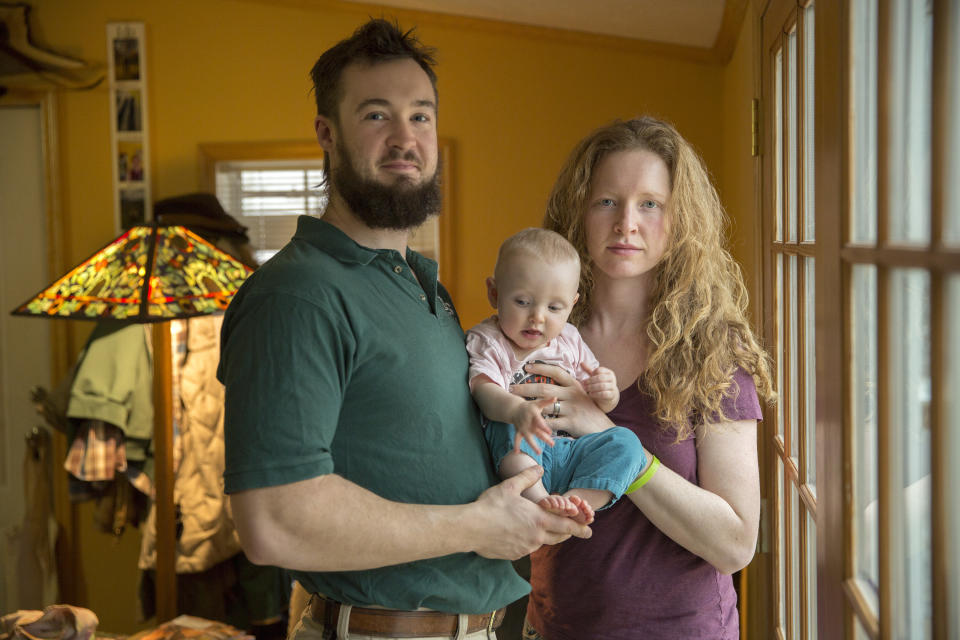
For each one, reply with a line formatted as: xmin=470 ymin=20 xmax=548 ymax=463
xmin=11 ymin=223 xmax=252 ymax=321
xmin=11 ymin=222 xmax=252 ymax=623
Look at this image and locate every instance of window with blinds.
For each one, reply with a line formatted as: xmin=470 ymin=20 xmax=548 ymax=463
xmin=215 ymin=159 xmax=442 ymax=267
xmin=215 ymin=159 xmax=327 ymax=264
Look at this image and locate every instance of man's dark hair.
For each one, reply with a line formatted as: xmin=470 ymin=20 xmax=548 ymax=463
xmin=310 ymin=18 xmax=438 ymax=122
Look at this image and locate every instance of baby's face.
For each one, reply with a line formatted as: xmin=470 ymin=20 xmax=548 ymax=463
xmin=489 ymin=253 xmax=580 ymax=355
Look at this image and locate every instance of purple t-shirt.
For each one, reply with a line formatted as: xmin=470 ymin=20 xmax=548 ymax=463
xmin=527 ymin=368 xmax=763 ymax=640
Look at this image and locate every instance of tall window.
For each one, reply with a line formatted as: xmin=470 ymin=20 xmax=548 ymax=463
xmin=762 ymin=2 xmax=817 ymax=637
xmin=762 ymin=1 xmax=960 ymax=637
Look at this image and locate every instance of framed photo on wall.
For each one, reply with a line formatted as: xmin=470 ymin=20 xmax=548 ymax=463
xmin=107 ymin=22 xmax=151 ymax=233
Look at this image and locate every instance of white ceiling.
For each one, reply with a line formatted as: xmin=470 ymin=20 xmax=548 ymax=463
xmin=340 ymin=0 xmax=729 ymax=49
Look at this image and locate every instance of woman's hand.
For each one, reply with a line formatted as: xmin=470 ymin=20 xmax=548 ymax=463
xmin=511 ymin=362 xmax=615 ymax=437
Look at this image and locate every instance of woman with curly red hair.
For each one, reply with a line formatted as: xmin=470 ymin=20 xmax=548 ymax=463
xmin=518 ymin=116 xmax=775 ymax=639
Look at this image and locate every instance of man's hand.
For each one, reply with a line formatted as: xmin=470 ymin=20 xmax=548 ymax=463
xmin=508 ymin=397 xmax=557 ymax=454
xmin=470 ymin=466 xmax=592 ymax=561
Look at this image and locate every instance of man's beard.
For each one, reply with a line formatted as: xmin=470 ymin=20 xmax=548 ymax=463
xmin=329 ymin=141 xmax=442 ymax=231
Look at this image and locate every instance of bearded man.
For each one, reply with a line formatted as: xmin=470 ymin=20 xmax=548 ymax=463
xmin=217 ymin=18 xmax=590 ymax=640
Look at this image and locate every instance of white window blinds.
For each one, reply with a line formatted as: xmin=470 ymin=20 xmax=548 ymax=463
xmin=215 ymin=159 xmax=327 ymax=264
xmin=215 ymin=157 xmax=442 ymax=269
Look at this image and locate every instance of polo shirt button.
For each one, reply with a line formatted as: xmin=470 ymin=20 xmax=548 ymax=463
xmin=394 ymin=265 xmax=403 ymax=274
xmin=419 ymin=294 xmax=426 ymax=301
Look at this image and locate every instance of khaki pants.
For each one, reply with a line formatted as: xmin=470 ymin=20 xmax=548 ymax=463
xmin=288 ymin=595 xmax=499 ymax=640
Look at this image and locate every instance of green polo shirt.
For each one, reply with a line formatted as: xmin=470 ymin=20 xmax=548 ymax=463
xmin=218 ymin=215 xmax=528 ymax=613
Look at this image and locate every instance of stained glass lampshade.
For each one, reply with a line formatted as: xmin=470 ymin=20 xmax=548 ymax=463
xmin=11 ymin=224 xmax=252 ymax=322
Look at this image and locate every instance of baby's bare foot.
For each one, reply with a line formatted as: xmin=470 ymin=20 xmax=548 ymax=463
xmin=566 ymin=494 xmax=596 ymax=525
xmin=537 ymin=495 xmax=580 ymax=518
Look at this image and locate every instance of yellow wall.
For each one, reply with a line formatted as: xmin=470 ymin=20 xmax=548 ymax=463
xmin=35 ymin=0 xmax=728 ymax=328
xmin=719 ymin=3 xmax=762 ymax=317
xmin=28 ymin=0 xmax=758 ymax=632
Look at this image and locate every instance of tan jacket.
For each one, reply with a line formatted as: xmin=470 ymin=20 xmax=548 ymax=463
xmin=139 ymin=315 xmax=241 ymax=573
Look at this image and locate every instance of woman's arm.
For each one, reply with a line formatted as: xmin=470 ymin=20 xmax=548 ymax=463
xmin=516 ymin=362 xmax=759 ymax=572
xmin=626 ymin=419 xmax=760 ymax=574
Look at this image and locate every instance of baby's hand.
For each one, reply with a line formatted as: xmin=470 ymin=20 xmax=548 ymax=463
xmin=509 ymin=398 xmax=557 ymax=455
xmin=582 ymin=365 xmax=620 ymax=412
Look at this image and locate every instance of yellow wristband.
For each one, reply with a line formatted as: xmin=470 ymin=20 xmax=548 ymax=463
xmin=625 ymin=456 xmax=660 ymax=494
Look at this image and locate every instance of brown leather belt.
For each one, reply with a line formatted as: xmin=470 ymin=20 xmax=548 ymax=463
xmin=308 ymin=595 xmax=506 ymax=638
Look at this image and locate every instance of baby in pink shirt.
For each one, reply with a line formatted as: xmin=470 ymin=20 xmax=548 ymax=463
xmin=466 ymin=228 xmax=646 ymax=523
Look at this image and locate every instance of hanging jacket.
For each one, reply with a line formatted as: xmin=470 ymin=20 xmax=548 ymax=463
xmin=139 ymin=314 xmax=241 ymax=573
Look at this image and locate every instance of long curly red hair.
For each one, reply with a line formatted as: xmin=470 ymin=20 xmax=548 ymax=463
xmin=544 ymin=117 xmax=775 ymax=438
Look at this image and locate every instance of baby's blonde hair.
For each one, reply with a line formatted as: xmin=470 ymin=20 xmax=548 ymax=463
xmin=493 ymin=228 xmax=580 ymax=283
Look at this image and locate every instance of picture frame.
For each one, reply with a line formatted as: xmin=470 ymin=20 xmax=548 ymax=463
xmin=107 ymin=22 xmax=151 ymax=233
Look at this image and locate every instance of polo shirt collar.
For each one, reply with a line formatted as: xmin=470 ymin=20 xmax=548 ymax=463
xmin=293 ymin=215 xmax=382 ymax=265
xmin=293 ymin=216 xmax=439 ymax=284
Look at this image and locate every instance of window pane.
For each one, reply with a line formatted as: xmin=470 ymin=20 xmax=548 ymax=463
xmin=775 ymin=47 xmax=784 ymax=243
xmin=851 ymin=0 xmax=879 ymax=244
xmin=779 ymin=461 xmax=788 ymax=630
xmin=777 ymin=253 xmax=785 ymax=439
xmin=851 ymin=265 xmax=879 ymax=602
xmin=854 ymin=616 xmax=872 ymax=640
xmin=948 ymin=276 xmax=960 ymax=637
xmin=804 ymin=257 xmax=816 ymax=489
xmin=791 ymin=481 xmax=801 ymax=639
xmin=946 ymin=3 xmax=960 ymax=247
xmin=806 ymin=506 xmax=817 ymax=639
xmin=887 ymin=0 xmax=933 ymax=246
xmin=787 ymin=29 xmax=798 ymax=244
xmin=802 ymin=4 xmax=815 ymax=242
xmin=889 ymin=269 xmax=932 ymax=638
xmin=789 ymin=254 xmax=799 ymax=464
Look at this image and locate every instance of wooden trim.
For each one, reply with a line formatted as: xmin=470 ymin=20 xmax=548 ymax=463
xmin=233 ymin=0 xmax=730 ymax=64
xmin=843 ymin=578 xmax=880 ymax=638
xmin=841 ymin=259 xmax=855 ymax=640
xmin=798 ymin=482 xmax=816 ymax=513
xmin=784 ymin=453 xmax=799 ymax=640
xmin=784 ymin=447 xmax=799 ymax=485
xmin=770 ymin=242 xmax=816 ymax=258
xmin=712 ymin=0 xmax=751 ymax=64
xmin=876 ymin=265 xmax=892 ymax=640
xmin=761 ymin=5 xmax=787 ymax=634
xmin=840 ymin=246 xmax=960 ymax=269
xmin=799 ymin=495 xmax=810 ymax=640
xmin=814 ymin=0 xmax=847 ymax=637
xmin=41 ymin=87 xmax=77 ymax=611
xmin=198 ymin=140 xmax=324 ymax=189
xmin=929 ymin=272 xmax=946 ymax=640
xmin=782 ymin=13 xmax=798 ymax=629
xmin=438 ymin=138 xmax=457 ymax=304
xmin=745 ymin=7 xmax=768 ymax=633
xmin=930 ymin=2 xmax=951 ymax=637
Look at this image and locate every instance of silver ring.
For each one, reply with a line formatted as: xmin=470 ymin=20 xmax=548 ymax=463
xmin=551 ymin=399 xmax=560 ymax=419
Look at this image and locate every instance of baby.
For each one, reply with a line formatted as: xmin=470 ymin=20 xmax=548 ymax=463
xmin=466 ymin=228 xmax=646 ymax=523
